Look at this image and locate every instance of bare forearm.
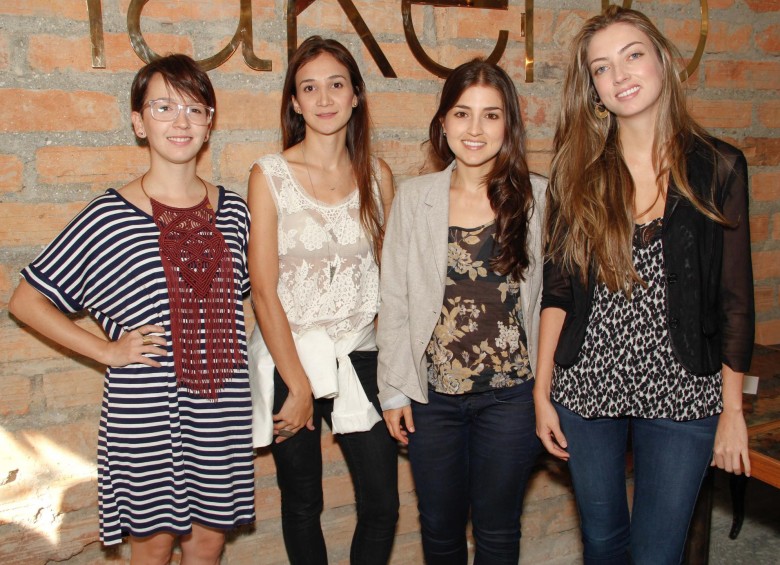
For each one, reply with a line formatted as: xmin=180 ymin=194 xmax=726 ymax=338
xmin=713 ymin=363 xmax=750 ymax=475
xmin=533 ymin=306 xmax=570 ymax=459
xmin=251 ymin=291 xmax=311 ymax=396
xmin=9 ymin=280 xmax=111 ymax=365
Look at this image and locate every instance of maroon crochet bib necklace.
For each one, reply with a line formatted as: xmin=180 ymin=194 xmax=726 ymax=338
xmin=142 ymin=174 xmax=243 ymax=399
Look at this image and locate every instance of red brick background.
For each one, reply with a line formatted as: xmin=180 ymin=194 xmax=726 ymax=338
xmin=1 ymin=1 xmax=777 ymax=563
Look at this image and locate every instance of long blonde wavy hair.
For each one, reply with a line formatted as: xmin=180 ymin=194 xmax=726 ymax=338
xmin=546 ymin=6 xmax=725 ymax=294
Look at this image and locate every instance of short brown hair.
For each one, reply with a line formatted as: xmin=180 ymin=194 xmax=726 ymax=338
xmin=130 ymin=54 xmax=216 ymax=113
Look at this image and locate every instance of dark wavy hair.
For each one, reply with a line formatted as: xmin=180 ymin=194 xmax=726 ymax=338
xmin=281 ymin=36 xmax=384 ymax=262
xmin=130 ymin=54 xmax=216 ymax=113
xmin=429 ymin=59 xmax=534 ymax=281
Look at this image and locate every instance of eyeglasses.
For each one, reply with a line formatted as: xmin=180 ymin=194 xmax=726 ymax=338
xmin=144 ymin=98 xmax=214 ymax=125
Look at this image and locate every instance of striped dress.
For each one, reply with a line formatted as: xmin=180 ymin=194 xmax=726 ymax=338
xmin=22 ymin=188 xmax=256 ymax=545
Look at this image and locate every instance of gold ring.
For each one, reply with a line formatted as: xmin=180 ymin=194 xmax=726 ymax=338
xmin=142 ymin=334 xmax=152 ymax=346
xmin=278 ymin=429 xmax=295 ymax=438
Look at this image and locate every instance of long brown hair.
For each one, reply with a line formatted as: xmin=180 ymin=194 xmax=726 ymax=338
xmin=429 ymin=59 xmax=534 ymax=281
xmin=546 ymin=6 xmax=724 ymax=294
xmin=280 ymin=36 xmax=384 ymax=262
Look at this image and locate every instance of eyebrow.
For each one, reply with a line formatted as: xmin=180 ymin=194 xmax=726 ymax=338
xmin=589 ymin=40 xmax=646 ymax=66
xmin=298 ymin=74 xmax=348 ymax=84
xmin=453 ymin=104 xmax=503 ymax=111
xmin=152 ymin=95 xmax=204 ymax=106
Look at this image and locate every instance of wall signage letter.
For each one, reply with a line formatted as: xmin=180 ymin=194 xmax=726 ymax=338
xmin=402 ymin=1 xmax=512 ymax=79
xmin=125 ymin=0 xmax=271 ymax=71
xmin=288 ymin=0 xmax=396 ymax=77
xmin=85 ymin=1 xmax=708 ymax=82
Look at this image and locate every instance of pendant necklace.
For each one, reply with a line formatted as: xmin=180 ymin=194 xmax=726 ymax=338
xmin=300 ymin=143 xmax=339 ymax=283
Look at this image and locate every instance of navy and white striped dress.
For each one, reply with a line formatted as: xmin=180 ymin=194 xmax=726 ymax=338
xmin=22 ymin=188 xmax=256 ymax=545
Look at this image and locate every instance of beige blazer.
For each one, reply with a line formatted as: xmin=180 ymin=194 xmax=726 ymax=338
xmin=376 ymin=162 xmax=548 ymax=407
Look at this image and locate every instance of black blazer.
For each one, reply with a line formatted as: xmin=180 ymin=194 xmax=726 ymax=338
xmin=542 ymin=137 xmax=754 ymax=375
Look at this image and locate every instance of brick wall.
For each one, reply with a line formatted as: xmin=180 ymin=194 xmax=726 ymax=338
xmin=0 ymin=1 xmax=777 ymax=563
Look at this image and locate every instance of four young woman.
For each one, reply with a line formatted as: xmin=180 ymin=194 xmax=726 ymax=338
xmin=10 ymin=6 xmax=754 ymax=564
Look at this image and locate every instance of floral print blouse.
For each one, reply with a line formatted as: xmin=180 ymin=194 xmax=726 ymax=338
xmin=426 ymin=221 xmax=532 ymax=394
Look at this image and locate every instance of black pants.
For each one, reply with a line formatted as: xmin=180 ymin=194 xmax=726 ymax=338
xmin=271 ymin=351 xmax=399 ymax=565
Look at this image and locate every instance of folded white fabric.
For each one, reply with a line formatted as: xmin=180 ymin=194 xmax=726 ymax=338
xmin=247 ymin=328 xmax=276 ymax=448
xmin=330 ymin=326 xmax=382 ymax=434
xmin=247 ymin=324 xmax=382 ymax=447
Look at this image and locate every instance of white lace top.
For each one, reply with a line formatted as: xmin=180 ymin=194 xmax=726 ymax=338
xmin=254 ymin=153 xmax=382 ymax=341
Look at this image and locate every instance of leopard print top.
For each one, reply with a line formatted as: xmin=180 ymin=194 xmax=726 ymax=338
xmin=551 ymin=218 xmax=722 ymax=421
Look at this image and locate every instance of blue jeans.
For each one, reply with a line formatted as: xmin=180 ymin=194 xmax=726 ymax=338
xmin=408 ymin=381 xmax=540 ymax=565
xmin=271 ymin=351 xmax=399 ymax=565
xmin=554 ymin=402 xmax=718 ymax=565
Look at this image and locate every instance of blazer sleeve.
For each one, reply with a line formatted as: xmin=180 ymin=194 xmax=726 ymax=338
xmin=541 ymin=257 xmax=574 ymax=312
xmin=376 ymin=183 xmax=414 ymax=408
xmin=717 ymin=145 xmax=754 ymax=372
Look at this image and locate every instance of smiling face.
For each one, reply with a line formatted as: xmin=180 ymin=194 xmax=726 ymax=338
xmin=131 ymin=73 xmax=211 ymax=166
xmin=441 ymin=84 xmax=506 ymax=173
xmin=587 ymin=22 xmax=664 ymax=125
xmin=291 ymin=52 xmax=358 ymax=138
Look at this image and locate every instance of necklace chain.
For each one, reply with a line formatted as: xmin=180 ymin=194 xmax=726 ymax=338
xmin=300 ymin=144 xmax=337 ymax=192
xmin=140 ymin=172 xmax=208 ymax=204
xmin=300 ymin=143 xmax=338 ymax=283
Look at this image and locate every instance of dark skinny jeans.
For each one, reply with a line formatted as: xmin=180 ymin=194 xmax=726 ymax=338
xmin=271 ymin=351 xmax=399 ymax=565
xmin=408 ymin=380 xmax=540 ymax=565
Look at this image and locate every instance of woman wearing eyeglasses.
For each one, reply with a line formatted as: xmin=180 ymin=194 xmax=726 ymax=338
xmin=8 ymin=54 xmax=255 ymax=563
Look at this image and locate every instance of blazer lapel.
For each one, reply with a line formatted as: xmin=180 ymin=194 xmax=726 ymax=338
xmin=423 ymin=164 xmax=454 ymax=285
xmin=519 ymin=194 xmax=540 ymax=323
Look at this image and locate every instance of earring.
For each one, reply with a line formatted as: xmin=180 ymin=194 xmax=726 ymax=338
xmin=442 ymin=131 xmax=447 ymax=137
xmin=294 ymin=107 xmax=302 ymax=114
xmin=352 ymin=101 xmax=358 ymax=108
xmin=594 ymin=101 xmax=609 ymax=119
xmin=137 ymin=129 xmax=146 ymax=138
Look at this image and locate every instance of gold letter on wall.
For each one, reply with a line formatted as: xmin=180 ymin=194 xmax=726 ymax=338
xmin=287 ymin=0 xmax=397 ymax=77
xmin=87 ymin=0 xmax=106 ymax=68
xmin=401 ymin=1 xmax=510 ymax=79
xmin=127 ymin=0 xmax=271 ymax=71
xmin=599 ymin=0 xmax=707 ymax=81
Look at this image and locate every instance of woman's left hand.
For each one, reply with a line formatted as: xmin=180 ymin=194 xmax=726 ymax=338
xmin=711 ymin=406 xmax=751 ymax=476
xmin=272 ymin=385 xmax=315 ymax=443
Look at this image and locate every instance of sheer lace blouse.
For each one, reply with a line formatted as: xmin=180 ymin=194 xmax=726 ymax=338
xmin=253 ymin=154 xmax=382 ymax=340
